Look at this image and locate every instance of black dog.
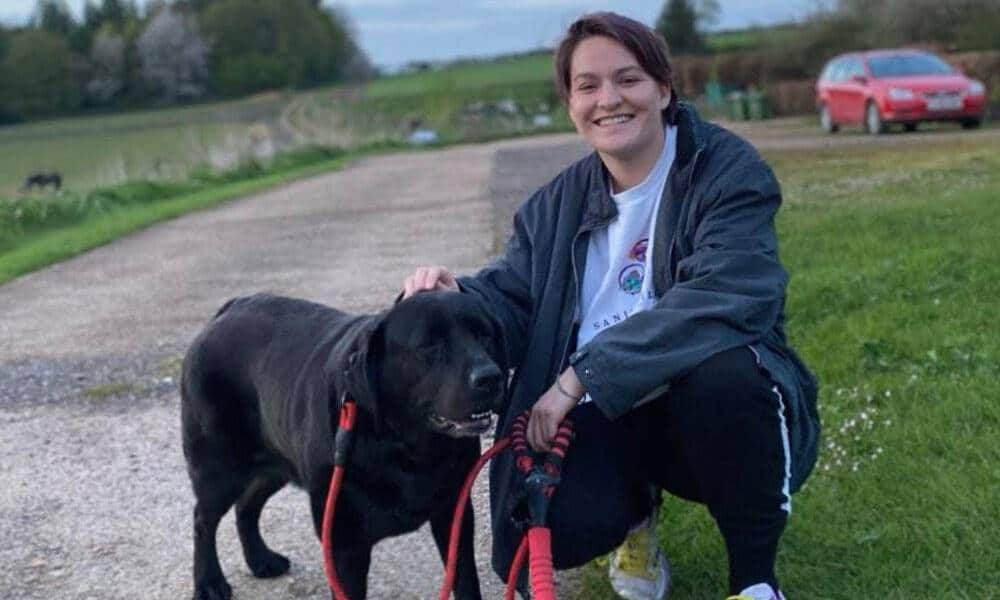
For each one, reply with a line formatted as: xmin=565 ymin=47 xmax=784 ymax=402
xmin=21 ymin=172 xmax=61 ymax=192
xmin=181 ymin=292 xmax=507 ymax=600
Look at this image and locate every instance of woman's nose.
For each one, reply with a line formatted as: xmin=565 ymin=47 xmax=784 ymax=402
xmin=596 ymin=81 xmax=622 ymax=108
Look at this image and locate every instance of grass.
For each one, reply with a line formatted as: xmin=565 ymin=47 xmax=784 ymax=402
xmin=364 ymin=52 xmax=553 ymax=98
xmin=0 ymin=145 xmax=369 ymax=285
xmin=0 ymin=53 xmax=560 ymax=196
xmin=705 ymin=24 xmax=803 ymax=54
xmin=83 ymin=381 xmax=141 ymax=400
xmin=0 ymin=53 xmax=573 ymax=283
xmin=575 ymin=133 xmax=1000 ymax=598
xmin=0 ymin=91 xmax=292 ymax=194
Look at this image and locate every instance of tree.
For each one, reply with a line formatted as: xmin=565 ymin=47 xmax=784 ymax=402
xmin=655 ymin=0 xmax=718 ymax=55
xmin=33 ymin=0 xmax=75 ymax=36
xmin=0 ymin=30 xmax=84 ymax=117
xmin=86 ymin=30 xmax=126 ymax=104
xmin=200 ymin=0 xmax=369 ymax=96
xmin=136 ymin=6 xmax=209 ymax=102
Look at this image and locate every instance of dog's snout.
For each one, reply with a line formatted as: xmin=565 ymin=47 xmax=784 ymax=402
xmin=469 ymin=364 xmax=503 ymax=394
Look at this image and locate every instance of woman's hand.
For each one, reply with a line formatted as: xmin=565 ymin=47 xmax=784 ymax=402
xmin=402 ymin=265 xmax=459 ymax=299
xmin=528 ymin=368 xmax=584 ymax=452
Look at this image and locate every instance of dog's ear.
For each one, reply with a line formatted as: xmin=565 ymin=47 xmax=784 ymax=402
xmin=330 ymin=317 xmax=385 ymax=435
xmin=486 ymin=310 xmax=510 ymax=374
xmin=352 ymin=318 xmax=385 ymax=433
xmin=486 ymin=310 xmax=511 ymax=415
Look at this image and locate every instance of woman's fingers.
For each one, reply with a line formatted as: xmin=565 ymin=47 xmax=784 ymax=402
xmin=527 ymin=388 xmax=576 ymax=452
xmin=402 ymin=266 xmax=457 ymax=298
xmin=528 ymin=408 xmax=551 ymax=452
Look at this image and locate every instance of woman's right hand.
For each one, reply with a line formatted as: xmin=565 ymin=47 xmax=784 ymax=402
xmin=402 ymin=265 xmax=459 ymax=299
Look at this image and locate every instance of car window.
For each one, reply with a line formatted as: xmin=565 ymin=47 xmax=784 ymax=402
xmin=820 ymin=61 xmax=835 ymax=82
xmin=868 ymin=52 xmax=954 ymax=78
xmin=845 ymin=57 xmax=865 ymax=79
xmin=827 ymin=59 xmax=847 ymax=82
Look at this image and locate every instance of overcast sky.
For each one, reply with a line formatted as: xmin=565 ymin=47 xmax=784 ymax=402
xmin=0 ymin=0 xmax=821 ymax=69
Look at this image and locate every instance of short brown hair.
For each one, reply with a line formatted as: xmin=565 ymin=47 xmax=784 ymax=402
xmin=554 ymin=12 xmax=678 ymax=124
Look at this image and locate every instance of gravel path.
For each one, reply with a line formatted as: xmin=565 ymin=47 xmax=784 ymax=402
xmin=0 ymin=134 xmax=587 ymax=600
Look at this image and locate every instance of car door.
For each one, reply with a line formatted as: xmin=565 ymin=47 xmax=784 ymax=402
xmin=824 ymin=58 xmax=850 ymax=122
xmin=841 ymin=57 xmax=870 ymax=124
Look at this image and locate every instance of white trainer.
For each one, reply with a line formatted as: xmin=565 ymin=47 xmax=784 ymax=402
xmin=608 ymin=515 xmax=670 ymax=600
xmin=727 ymin=582 xmax=786 ymax=600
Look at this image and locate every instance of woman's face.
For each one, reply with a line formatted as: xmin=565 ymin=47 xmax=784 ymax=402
xmin=567 ymin=36 xmax=671 ymax=164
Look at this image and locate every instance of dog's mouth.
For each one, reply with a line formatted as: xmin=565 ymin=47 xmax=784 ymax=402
xmin=426 ymin=410 xmax=494 ymax=438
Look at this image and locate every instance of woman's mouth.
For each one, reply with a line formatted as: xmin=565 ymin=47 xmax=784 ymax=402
xmin=594 ymin=114 xmax=634 ymax=126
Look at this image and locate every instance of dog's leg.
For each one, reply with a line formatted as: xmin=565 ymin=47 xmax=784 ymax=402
xmin=307 ymin=467 xmax=335 ymax=538
xmin=430 ymin=498 xmax=483 ymax=600
xmin=190 ymin=467 xmax=246 ymax=600
xmin=308 ymin=476 xmax=373 ymax=598
xmin=235 ymin=473 xmax=290 ymax=578
xmin=328 ymin=545 xmax=372 ymax=599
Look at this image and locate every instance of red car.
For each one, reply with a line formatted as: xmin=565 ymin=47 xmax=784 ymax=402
xmin=815 ymin=49 xmax=986 ymax=134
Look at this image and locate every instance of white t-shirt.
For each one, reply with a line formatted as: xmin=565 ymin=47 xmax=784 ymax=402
xmin=576 ymin=125 xmax=677 ymax=377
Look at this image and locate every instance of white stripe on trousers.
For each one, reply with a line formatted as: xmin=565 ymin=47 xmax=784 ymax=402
xmin=773 ymin=384 xmax=793 ymax=514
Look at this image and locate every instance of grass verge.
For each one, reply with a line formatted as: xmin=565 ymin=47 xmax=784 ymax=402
xmin=574 ymin=132 xmax=1000 ymax=598
xmin=0 ymin=145 xmax=381 ymax=285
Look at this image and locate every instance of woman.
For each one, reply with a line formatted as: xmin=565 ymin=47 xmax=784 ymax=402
xmin=402 ymin=12 xmax=819 ymax=600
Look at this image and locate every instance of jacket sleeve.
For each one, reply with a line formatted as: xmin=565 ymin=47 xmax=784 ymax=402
xmin=456 ymin=205 xmax=535 ymax=369
xmin=570 ymin=162 xmax=788 ymax=420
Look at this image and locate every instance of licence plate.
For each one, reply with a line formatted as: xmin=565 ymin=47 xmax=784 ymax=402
xmin=927 ymin=96 xmax=962 ymax=111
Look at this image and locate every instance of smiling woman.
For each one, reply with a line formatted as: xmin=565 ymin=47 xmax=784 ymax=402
xmin=403 ymin=11 xmax=819 ymax=600
xmin=563 ymin=36 xmax=672 ymax=192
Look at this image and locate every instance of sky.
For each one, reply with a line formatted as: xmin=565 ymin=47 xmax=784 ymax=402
xmin=0 ymin=0 xmax=821 ymax=69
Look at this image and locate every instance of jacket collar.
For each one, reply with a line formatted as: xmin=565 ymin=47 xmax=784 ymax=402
xmin=581 ymin=102 xmax=706 ymax=230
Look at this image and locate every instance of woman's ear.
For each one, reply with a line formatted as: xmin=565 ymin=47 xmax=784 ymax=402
xmin=660 ymin=86 xmax=672 ymax=110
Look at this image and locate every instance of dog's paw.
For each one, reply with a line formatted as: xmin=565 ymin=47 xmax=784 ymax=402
xmin=192 ymin=577 xmax=232 ymax=600
xmin=248 ymin=550 xmax=291 ymax=578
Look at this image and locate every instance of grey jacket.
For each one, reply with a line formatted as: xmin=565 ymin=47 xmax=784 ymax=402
xmin=459 ymin=103 xmax=819 ymax=500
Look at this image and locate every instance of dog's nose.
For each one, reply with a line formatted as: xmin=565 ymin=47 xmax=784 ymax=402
xmin=469 ymin=364 xmax=503 ymax=394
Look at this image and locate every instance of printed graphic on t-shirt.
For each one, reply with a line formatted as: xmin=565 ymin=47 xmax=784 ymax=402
xmin=618 ymin=264 xmax=643 ymax=294
xmin=630 ymin=238 xmax=648 ymax=262
xmin=617 ymin=238 xmax=649 ymax=295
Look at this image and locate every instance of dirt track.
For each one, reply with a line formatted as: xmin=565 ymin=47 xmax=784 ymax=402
xmin=0 ymin=120 xmax=994 ymax=600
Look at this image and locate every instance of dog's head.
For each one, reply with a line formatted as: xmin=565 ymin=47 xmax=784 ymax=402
xmin=360 ymin=291 xmax=508 ymax=439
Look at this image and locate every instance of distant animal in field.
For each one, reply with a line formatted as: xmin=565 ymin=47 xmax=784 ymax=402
xmin=21 ymin=172 xmax=62 ymax=192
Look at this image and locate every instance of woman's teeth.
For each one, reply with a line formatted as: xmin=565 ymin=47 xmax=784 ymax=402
xmin=596 ymin=115 xmax=632 ymax=125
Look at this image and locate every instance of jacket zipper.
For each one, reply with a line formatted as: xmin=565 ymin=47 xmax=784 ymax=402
xmin=555 ymin=228 xmax=583 ymax=376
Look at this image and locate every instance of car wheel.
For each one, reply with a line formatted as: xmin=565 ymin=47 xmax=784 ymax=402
xmin=903 ymin=122 xmax=917 ymax=132
xmin=961 ymin=118 xmax=982 ymax=129
xmin=819 ymin=104 xmax=839 ymax=133
xmin=865 ymin=101 xmax=886 ymax=135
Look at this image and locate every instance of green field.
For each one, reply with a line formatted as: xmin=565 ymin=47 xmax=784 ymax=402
xmin=0 ymin=53 xmax=567 ymax=197
xmin=576 ymin=133 xmax=1000 ymax=598
xmin=706 ymin=24 xmax=803 ymax=53
xmin=364 ymin=52 xmax=554 ymax=98
xmin=0 ymin=92 xmax=295 ymax=194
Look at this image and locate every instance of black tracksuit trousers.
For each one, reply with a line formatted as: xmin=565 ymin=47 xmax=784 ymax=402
xmin=493 ymin=346 xmax=793 ymax=594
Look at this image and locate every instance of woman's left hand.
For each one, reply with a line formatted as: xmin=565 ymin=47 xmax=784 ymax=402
xmin=527 ymin=368 xmax=583 ymax=452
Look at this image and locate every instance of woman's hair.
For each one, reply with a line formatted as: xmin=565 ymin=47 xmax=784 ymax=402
xmin=554 ymin=12 xmax=679 ymax=124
